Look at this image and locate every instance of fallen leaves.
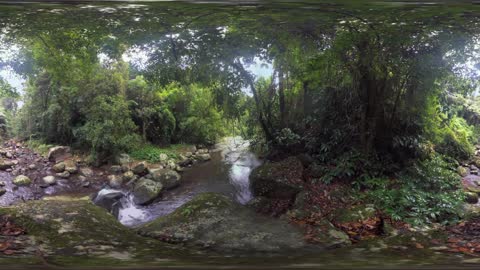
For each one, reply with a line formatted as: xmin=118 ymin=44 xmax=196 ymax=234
xmin=0 ymin=215 xmax=26 ymax=255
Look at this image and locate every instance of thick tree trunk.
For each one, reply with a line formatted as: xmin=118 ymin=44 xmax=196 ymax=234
xmin=278 ymin=68 xmax=287 ymax=128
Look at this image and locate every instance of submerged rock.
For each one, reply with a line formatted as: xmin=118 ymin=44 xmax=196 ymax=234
xmin=138 ymin=192 xmax=308 ymax=252
xmin=132 ymin=179 xmax=162 ymax=205
xmin=250 ymin=156 xmax=304 ymax=199
xmin=13 ymin=175 xmax=32 ymax=186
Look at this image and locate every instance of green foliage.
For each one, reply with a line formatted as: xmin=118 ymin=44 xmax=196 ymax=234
xmin=160 ymin=83 xmax=226 ymax=145
xmin=364 ymin=154 xmax=465 ymax=225
xmin=129 ymin=144 xmax=186 ymax=163
xmin=74 ymin=95 xmax=139 ymax=162
xmin=25 ymin=139 xmax=54 ymax=157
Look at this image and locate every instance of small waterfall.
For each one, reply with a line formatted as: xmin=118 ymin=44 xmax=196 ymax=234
xmin=117 ymin=194 xmax=149 ymax=226
xmin=220 ymin=137 xmax=262 ymax=204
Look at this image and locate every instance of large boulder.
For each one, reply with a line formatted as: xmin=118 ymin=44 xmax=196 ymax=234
xmin=463 ymin=175 xmax=480 ymax=193
xmin=132 ymin=179 xmax=163 ymax=205
xmin=138 ymin=192 xmax=308 ymax=252
xmin=13 ymin=175 xmax=32 ymax=186
xmin=47 ymin=146 xmax=71 ymax=162
xmin=150 ymin=169 xmax=181 ymax=189
xmin=93 ymin=189 xmax=125 ymax=216
xmin=250 ymin=156 xmax=304 ymax=199
xmin=0 ymin=198 xmax=178 ymax=264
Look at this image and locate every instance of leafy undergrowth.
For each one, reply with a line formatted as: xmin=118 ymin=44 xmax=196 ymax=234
xmin=25 ymin=139 xmax=55 ymax=157
xmin=129 ymin=143 xmax=192 ymax=163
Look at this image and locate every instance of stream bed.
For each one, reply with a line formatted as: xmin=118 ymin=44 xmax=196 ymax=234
xmin=96 ymin=137 xmax=262 ymax=226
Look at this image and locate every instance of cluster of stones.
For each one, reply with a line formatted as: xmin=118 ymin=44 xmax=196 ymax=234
xmin=459 ymin=145 xmax=480 ymax=204
xmin=41 ymin=146 xmax=91 ymax=188
xmin=0 ymin=143 xmax=31 ymax=195
xmin=106 ymin=146 xmax=212 ymax=205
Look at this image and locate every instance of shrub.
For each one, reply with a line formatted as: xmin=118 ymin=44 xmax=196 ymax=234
xmin=364 ymin=154 xmax=464 ymax=225
xmin=74 ymin=95 xmax=140 ymax=162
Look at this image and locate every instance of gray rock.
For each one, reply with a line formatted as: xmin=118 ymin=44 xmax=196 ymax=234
xmin=52 ymin=162 xmax=65 ymax=173
xmin=93 ymin=190 xmax=125 ymax=216
xmin=0 ymin=181 xmax=5 ymax=186
xmin=0 ymin=159 xmax=14 ymax=170
xmin=196 ymin=148 xmax=209 ymax=154
xmin=122 ymin=171 xmax=135 ymax=182
xmin=108 ymin=175 xmax=123 ymax=188
xmin=64 ymin=160 xmax=78 ymax=174
xmin=150 ymin=169 xmax=181 ymax=189
xmin=138 ymin=193 xmax=308 ymax=252
xmin=13 ymin=175 xmax=32 ymax=186
xmin=110 ymin=165 xmax=123 ymax=174
xmin=42 ymin=175 xmax=56 ymax=186
xmin=132 ymin=162 xmax=148 ymax=176
xmin=28 ymin=164 xmax=37 ymax=170
xmin=196 ymin=153 xmax=211 ymax=162
xmin=47 ymin=146 xmax=71 ymax=162
xmin=56 ymin=171 xmax=70 ymax=179
xmin=0 ymin=188 xmax=6 ymax=196
xmin=79 ymin=167 xmax=94 ymax=177
xmin=132 ymin=179 xmax=163 ymax=205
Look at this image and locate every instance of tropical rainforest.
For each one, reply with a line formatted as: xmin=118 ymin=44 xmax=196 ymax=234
xmin=1 ymin=1 xmax=480 ymax=269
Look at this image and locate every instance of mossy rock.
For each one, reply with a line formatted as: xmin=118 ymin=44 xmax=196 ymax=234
xmin=138 ymin=192 xmax=309 ymax=252
xmin=250 ymin=156 xmax=304 ymax=199
xmin=457 ymin=166 xmax=469 ymax=177
xmin=0 ymin=197 xmax=191 ymax=266
xmin=333 ymin=204 xmax=377 ymax=224
xmin=13 ymin=175 xmax=32 ymax=186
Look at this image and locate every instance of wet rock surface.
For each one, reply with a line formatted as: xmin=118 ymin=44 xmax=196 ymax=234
xmin=138 ymin=192 xmax=309 ymax=252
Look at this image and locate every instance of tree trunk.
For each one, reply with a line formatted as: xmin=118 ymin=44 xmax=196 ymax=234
xmin=278 ymin=67 xmax=286 ymax=128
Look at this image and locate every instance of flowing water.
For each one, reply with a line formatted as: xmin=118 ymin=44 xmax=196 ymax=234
xmin=2 ymin=1 xmax=480 ymax=268
xmin=98 ymin=137 xmax=261 ymax=227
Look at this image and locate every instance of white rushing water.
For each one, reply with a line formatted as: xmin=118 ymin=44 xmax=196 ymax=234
xmin=218 ymin=137 xmax=262 ymax=204
xmin=117 ymin=194 xmax=150 ymax=227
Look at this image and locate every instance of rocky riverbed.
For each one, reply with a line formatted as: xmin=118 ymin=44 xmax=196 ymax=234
xmin=1 ymin=139 xmax=480 ymax=268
